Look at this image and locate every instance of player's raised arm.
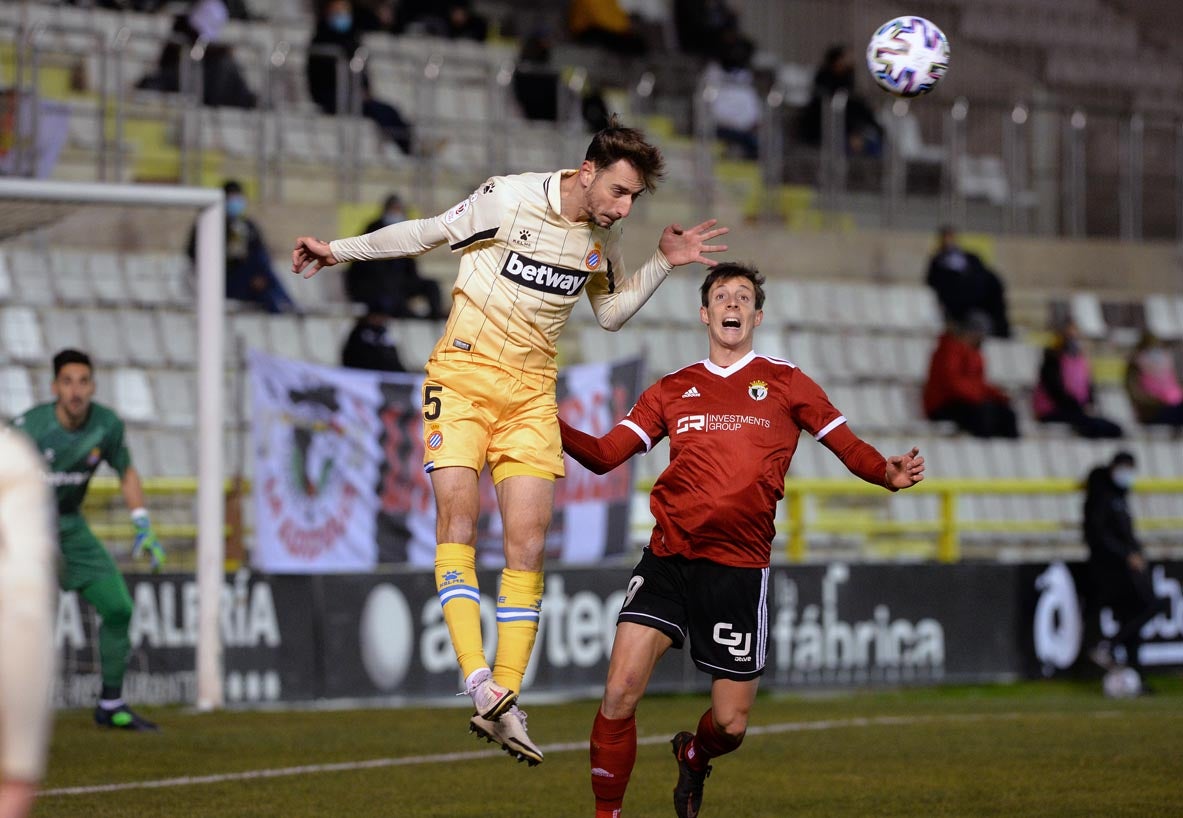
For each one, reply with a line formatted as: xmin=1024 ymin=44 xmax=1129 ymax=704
xmin=885 ymin=447 xmax=925 ymax=489
xmin=558 ymin=418 xmax=647 ymax=475
xmin=586 ymin=218 xmax=730 ymax=331
xmin=657 ymin=219 xmax=730 ymax=268
xmin=291 ymin=209 xmax=458 ymax=279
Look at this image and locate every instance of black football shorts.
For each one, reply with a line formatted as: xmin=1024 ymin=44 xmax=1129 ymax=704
xmin=617 ymin=548 xmax=768 ymax=681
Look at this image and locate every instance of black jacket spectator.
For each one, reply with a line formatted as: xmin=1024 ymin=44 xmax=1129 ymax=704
xmin=308 ymin=0 xmax=414 ymax=154
xmin=798 ymin=44 xmax=883 ymax=156
xmin=1083 ymin=453 xmax=1167 ymax=674
xmin=342 ymin=314 xmax=406 ymax=372
xmin=926 ymin=226 xmax=1011 ymax=338
xmin=345 ymin=197 xmax=445 ymax=319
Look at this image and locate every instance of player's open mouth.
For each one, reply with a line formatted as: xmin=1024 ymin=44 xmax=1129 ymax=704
xmin=722 ymin=317 xmax=741 ymax=328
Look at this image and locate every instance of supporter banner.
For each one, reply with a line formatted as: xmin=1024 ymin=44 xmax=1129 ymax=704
xmin=248 ymin=351 xmax=643 ymax=572
xmin=62 ymin=562 xmax=1180 ymax=707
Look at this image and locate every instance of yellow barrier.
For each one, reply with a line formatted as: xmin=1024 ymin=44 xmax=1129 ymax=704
xmin=781 ymin=478 xmax=1183 ymax=563
xmin=81 ymin=477 xmax=1183 ymax=566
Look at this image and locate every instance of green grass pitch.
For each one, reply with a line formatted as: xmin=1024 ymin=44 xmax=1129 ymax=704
xmin=37 ymin=678 xmax=1183 ymax=817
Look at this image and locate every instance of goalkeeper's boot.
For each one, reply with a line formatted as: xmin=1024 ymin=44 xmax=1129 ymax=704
xmin=465 ymin=668 xmax=516 ymax=721
xmin=470 ymin=705 xmax=543 ymax=766
xmin=94 ymin=703 xmax=158 ymax=732
xmin=671 ymin=731 xmax=711 ymax=818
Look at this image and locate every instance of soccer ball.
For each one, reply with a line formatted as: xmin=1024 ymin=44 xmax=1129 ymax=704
xmin=866 ymin=16 xmax=950 ymax=98
xmin=1102 ymin=667 xmax=1142 ymax=699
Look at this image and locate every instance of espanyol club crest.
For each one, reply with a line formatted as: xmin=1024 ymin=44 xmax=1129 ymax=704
xmin=585 ymin=242 xmax=602 ymax=270
xmin=748 ymin=379 xmax=768 ymax=401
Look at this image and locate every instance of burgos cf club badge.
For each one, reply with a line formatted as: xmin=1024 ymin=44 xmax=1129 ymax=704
xmin=748 ymin=380 xmax=768 ymax=401
xmin=585 ymin=242 xmax=602 ymax=270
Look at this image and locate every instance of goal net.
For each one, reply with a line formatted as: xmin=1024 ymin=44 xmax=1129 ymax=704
xmin=0 ymin=179 xmax=226 ymax=710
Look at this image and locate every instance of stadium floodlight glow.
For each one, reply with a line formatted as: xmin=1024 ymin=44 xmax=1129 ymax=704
xmin=0 ymin=178 xmax=226 ymax=711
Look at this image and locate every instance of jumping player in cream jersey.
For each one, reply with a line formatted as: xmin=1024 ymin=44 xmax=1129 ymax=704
xmin=292 ymin=118 xmax=729 ymax=764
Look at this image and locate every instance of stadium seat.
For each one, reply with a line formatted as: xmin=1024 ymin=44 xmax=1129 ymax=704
xmin=157 ymin=311 xmax=197 ymax=369
xmin=389 ymin=320 xmax=445 ymax=371
xmin=301 ymin=316 xmax=351 ymax=366
xmin=0 ymin=366 xmax=34 ymax=419
xmin=229 ymin=314 xmax=273 ymax=362
xmin=89 ymin=252 xmax=131 ymax=304
xmin=111 ymin=368 xmax=156 ymax=423
xmin=1069 ymin=292 xmax=1108 ymax=339
xmin=40 ymin=308 xmax=91 ymax=356
xmin=147 ymin=429 xmax=196 ymax=478
xmin=152 ymin=370 xmax=196 ymax=429
xmin=5 ymin=248 xmax=54 ymax=306
xmin=1144 ymin=294 xmax=1183 ymax=340
xmin=119 ymin=309 xmax=167 ymax=367
xmin=269 ymin=316 xmax=306 ymax=361
xmin=50 ymin=250 xmax=95 ymax=306
xmin=80 ymin=310 xmax=128 ymax=366
xmin=0 ymin=306 xmax=46 ymax=365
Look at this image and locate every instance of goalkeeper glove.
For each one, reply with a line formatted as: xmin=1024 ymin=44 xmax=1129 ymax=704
xmin=131 ymin=509 xmax=165 ymax=572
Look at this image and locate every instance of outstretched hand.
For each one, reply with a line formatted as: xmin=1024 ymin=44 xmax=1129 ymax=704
xmin=291 ymin=236 xmax=340 ymax=279
xmin=658 ymin=219 xmax=730 ymax=268
xmin=886 ymin=447 xmax=925 ymax=489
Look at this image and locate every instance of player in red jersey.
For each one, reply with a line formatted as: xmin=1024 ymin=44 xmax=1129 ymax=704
xmin=559 ymin=262 xmax=925 ymax=818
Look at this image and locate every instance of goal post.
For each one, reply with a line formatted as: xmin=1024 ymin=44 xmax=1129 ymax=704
xmin=0 ymin=178 xmax=226 ymax=710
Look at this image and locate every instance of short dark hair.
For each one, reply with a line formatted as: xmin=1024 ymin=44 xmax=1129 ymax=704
xmin=1111 ymin=451 xmax=1136 ymax=469
xmin=700 ymin=262 xmax=766 ymax=310
xmin=53 ymin=348 xmax=92 ymax=377
xmin=584 ymin=114 xmax=665 ymax=194
xmin=223 ymin=179 xmax=243 ymax=195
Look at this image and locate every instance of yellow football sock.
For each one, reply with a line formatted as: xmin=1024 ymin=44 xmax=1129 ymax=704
xmin=493 ymin=568 xmax=544 ymax=693
xmin=435 ymin=542 xmax=487 ymax=680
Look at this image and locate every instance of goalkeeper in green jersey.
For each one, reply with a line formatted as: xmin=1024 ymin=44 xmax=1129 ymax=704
xmin=13 ymin=349 xmax=163 ymax=731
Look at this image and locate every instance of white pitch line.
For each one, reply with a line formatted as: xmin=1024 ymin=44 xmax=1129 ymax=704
xmin=36 ymin=711 xmax=1082 ymax=798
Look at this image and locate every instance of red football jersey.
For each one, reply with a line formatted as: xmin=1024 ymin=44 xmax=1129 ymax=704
xmin=621 ymin=351 xmax=846 ymax=568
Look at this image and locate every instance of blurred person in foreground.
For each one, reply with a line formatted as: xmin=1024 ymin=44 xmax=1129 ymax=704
xmin=292 ymin=117 xmax=729 ymax=765
xmin=1124 ymin=331 xmax=1183 ymax=431
xmin=923 ymin=311 xmax=1019 ymax=438
xmin=1033 ymin=319 xmax=1123 ymax=439
xmin=1084 ymin=451 xmax=1167 ymax=681
xmin=0 ymin=429 xmax=56 ymax=818
xmin=560 ymin=262 xmax=925 ymax=818
xmin=13 ymin=349 xmax=163 ymax=732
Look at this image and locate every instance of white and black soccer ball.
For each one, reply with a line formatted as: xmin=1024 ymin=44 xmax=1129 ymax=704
xmin=866 ymin=16 xmax=950 ymax=98
xmin=1102 ymin=666 xmax=1142 ymax=699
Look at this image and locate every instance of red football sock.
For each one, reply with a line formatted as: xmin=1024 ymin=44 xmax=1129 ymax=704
xmin=591 ymin=709 xmax=636 ymax=814
xmin=686 ymin=707 xmax=743 ymax=772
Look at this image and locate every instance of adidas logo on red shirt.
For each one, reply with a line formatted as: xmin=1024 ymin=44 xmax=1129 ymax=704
xmin=681 ymin=387 xmax=701 ymax=398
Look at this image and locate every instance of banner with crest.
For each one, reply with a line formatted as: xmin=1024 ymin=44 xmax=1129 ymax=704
xmin=248 ymin=351 xmax=643 ymax=572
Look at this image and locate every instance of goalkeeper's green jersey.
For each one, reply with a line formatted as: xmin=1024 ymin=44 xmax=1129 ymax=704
xmin=12 ymin=402 xmax=131 ymax=515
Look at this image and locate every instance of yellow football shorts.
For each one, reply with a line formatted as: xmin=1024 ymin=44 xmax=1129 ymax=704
xmin=421 ymin=358 xmax=564 ymax=483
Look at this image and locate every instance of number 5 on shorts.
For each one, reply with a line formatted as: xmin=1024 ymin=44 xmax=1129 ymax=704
xmin=423 ymin=384 xmax=443 ymax=421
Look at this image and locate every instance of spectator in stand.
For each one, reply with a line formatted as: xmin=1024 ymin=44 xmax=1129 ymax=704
xmin=1084 ymin=451 xmax=1168 ymax=681
xmin=513 ymin=31 xmax=560 ymax=122
xmin=1033 ymin=319 xmax=1123 ymax=439
xmin=345 ymin=194 xmax=445 ymax=320
xmin=395 ymin=0 xmax=488 ymax=40
xmin=1125 ymin=331 xmax=1183 ymax=431
xmin=926 ymin=225 xmax=1011 ymax=338
xmin=188 ymin=180 xmax=297 ymax=314
xmin=352 ymin=0 xmax=397 ymax=33
xmin=703 ymin=33 xmax=761 ymax=160
xmin=135 ymin=0 xmax=258 ymax=109
xmin=342 ymin=311 xmax=407 ymax=373
xmin=673 ymin=0 xmax=741 ymax=57
xmin=568 ymin=0 xmax=648 ymax=57
xmin=923 ymin=311 xmax=1019 ymax=438
xmin=308 ymin=0 xmax=416 ymax=155
xmin=799 ymin=44 xmax=883 ymax=157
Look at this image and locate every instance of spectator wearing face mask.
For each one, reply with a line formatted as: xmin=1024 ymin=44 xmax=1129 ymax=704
xmin=188 ymin=180 xmax=298 ymax=314
xmin=308 ymin=0 xmax=417 ymax=154
xmin=1033 ymin=319 xmax=1123 ymax=438
xmin=344 ymin=194 xmax=446 ymax=320
xmin=1125 ymin=331 xmax=1183 ymax=431
xmin=1084 ymin=451 xmax=1168 ymax=682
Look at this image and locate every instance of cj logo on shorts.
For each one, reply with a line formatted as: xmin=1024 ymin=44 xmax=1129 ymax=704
xmin=500 ymin=252 xmax=589 ymax=296
xmin=713 ymin=622 xmax=752 ymax=660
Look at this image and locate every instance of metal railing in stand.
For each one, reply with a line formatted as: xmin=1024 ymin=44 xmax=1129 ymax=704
xmin=177 ymin=35 xmax=208 ymax=186
xmin=818 ymin=89 xmax=847 ymax=212
xmin=782 ymin=477 xmax=1183 ymax=564
xmin=692 ymin=74 xmax=717 ymax=217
